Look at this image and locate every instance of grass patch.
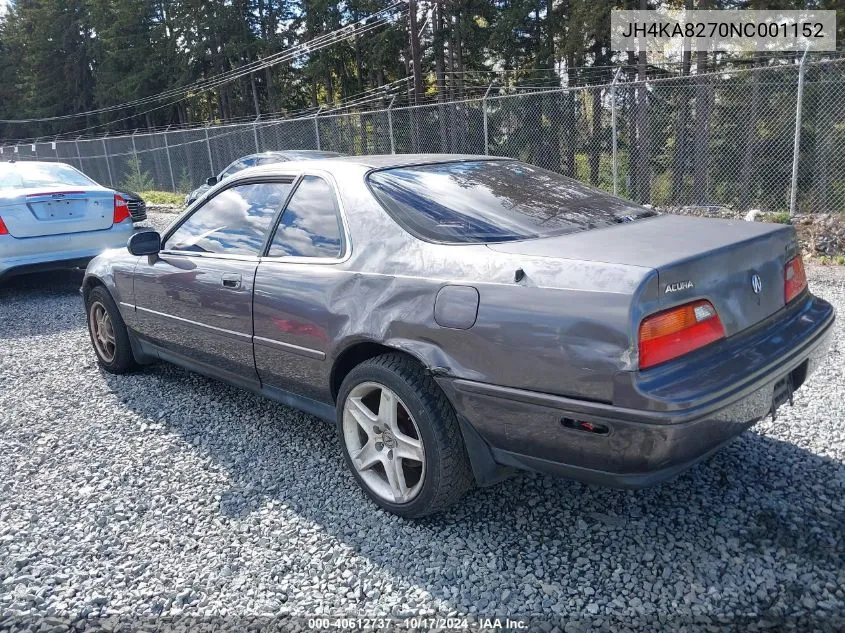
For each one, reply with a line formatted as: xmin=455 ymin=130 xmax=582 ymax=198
xmin=766 ymin=211 xmax=792 ymax=224
xmin=816 ymin=254 xmax=845 ymax=266
xmin=139 ymin=191 xmax=185 ymax=206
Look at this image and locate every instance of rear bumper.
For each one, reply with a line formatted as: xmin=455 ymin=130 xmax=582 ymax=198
xmin=438 ymin=295 xmax=835 ymax=488
xmin=0 ymin=256 xmax=96 ymax=279
xmin=0 ymin=223 xmax=132 ymax=280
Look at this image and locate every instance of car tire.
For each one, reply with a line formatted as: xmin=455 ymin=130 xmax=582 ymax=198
xmin=85 ymin=285 xmax=137 ymax=374
xmin=336 ymin=353 xmax=474 ymax=518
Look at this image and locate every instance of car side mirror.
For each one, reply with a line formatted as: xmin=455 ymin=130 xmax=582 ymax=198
xmin=128 ymin=230 xmax=161 ymax=256
xmin=206 ymin=176 xmax=218 ymax=186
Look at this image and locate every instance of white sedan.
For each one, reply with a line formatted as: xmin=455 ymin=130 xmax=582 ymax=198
xmin=0 ymin=161 xmax=134 ymax=280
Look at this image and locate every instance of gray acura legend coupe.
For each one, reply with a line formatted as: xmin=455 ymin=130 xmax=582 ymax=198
xmin=82 ymin=155 xmax=835 ymax=517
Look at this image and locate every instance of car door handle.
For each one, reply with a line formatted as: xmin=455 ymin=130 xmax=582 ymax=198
xmin=221 ymin=273 xmax=242 ymax=289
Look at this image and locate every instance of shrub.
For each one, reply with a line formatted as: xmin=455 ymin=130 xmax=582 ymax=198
xmin=138 ymin=191 xmax=185 ymax=206
xmin=176 ymin=167 xmax=194 ymax=194
xmin=767 ymin=211 xmax=792 ymax=224
xmin=121 ymin=156 xmax=155 ymax=192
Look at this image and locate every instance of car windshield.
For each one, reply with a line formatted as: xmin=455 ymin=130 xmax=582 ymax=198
xmin=0 ymin=162 xmax=98 ymax=189
xmin=367 ymin=160 xmax=655 ymax=244
xmin=219 ymin=158 xmax=253 ymax=180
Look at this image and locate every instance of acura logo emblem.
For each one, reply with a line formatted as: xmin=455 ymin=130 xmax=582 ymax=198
xmin=751 ymin=273 xmax=763 ymax=294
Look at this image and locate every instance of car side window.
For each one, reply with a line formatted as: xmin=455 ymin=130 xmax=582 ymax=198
xmin=165 ymin=181 xmax=292 ymax=256
xmin=267 ymin=176 xmax=344 ymax=259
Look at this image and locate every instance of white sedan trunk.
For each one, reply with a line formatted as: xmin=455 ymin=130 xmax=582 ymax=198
xmin=0 ymin=187 xmax=116 ymax=237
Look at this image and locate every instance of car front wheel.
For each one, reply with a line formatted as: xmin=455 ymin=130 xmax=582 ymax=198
xmin=86 ymin=285 xmax=137 ymax=374
xmin=337 ymin=354 xmax=473 ymax=518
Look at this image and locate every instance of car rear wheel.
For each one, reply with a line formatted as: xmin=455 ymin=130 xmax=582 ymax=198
xmin=86 ymin=285 xmax=137 ymax=374
xmin=337 ymin=354 xmax=473 ymax=518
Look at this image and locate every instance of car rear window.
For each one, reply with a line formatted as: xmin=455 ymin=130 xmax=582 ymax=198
xmin=0 ymin=163 xmax=98 ymax=189
xmin=367 ymin=160 xmax=652 ymax=244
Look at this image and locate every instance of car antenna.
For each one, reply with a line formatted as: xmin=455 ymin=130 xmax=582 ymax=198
xmin=514 ymin=268 xmax=525 ymax=283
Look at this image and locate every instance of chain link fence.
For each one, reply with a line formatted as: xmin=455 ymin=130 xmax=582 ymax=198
xmin=4 ymin=56 xmax=845 ymax=215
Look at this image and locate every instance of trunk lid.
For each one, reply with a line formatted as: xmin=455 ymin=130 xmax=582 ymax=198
xmin=488 ymin=214 xmax=797 ymax=337
xmin=0 ymin=187 xmax=115 ymax=237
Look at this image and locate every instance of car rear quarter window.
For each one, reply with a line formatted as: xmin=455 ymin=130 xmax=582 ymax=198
xmin=367 ymin=160 xmax=650 ymax=244
xmin=267 ymin=176 xmax=343 ymax=259
xmin=165 ymin=181 xmax=292 ymax=256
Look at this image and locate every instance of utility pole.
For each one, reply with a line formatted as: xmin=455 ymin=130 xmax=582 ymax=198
xmin=408 ymin=0 xmax=424 ymax=105
xmin=790 ymin=45 xmax=810 ymax=217
xmin=611 ymin=68 xmax=622 ymax=196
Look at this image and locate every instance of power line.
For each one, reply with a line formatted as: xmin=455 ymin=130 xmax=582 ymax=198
xmin=9 ymin=54 xmax=844 ymax=144
xmin=4 ymin=76 xmax=412 ymax=143
xmin=0 ymin=3 xmax=406 ymax=125
xmin=3 ymin=13 xmax=402 ymax=138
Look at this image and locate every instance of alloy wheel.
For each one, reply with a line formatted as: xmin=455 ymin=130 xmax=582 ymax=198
xmin=89 ymin=301 xmax=116 ymax=363
xmin=342 ymin=381 xmax=426 ymax=504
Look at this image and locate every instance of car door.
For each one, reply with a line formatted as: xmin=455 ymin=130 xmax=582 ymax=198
xmin=132 ymin=178 xmax=294 ymax=386
xmin=253 ymin=174 xmax=352 ymax=405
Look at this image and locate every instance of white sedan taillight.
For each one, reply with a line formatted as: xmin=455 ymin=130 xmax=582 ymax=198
xmin=113 ymin=195 xmax=131 ymax=224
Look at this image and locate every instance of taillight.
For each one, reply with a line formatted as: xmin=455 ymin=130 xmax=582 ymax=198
xmin=0 ymin=216 xmax=8 ymax=235
xmin=639 ymin=300 xmax=725 ymax=369
xmin=113 ymin=194 xmax=131 ymax=224
xmin=784 ymin=255 xmax=807 ymax=304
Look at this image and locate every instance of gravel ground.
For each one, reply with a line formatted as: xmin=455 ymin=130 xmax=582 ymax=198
xmin=1 ymin=213 xmax=844 ymax=631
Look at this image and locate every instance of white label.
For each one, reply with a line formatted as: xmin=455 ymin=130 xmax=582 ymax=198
xmin=611 ymin=10 xmax=836 ymax=53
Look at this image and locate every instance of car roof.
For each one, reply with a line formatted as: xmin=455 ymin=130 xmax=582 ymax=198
xmin=243 ymin=150 xmax=343 ymax=160
xmin=3 ymin=160 xmax=74 ymax=168
xmin=329 ymin=153 xmax=506 ymax=169
xmin=236 ymin=153 xmax=510 ymax=175
xmin=222 ymin=154 xmax=519 ymax=186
